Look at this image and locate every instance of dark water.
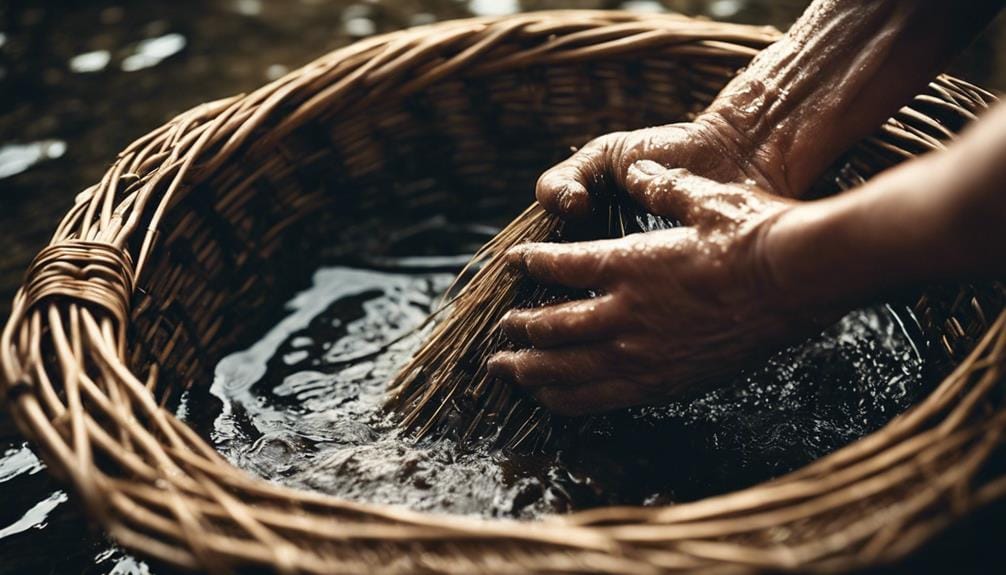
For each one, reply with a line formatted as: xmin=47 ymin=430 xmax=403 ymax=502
xmin=1 ymin=1 xmax=1004 ymax=573
xmin=191 ymin=217 xmax=929 ymax=518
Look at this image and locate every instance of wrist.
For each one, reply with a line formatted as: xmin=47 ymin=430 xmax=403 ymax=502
xmin=758 ymin=157 xmax=963 ymax=312
xmin=693 ymin=107 xmax=796 ymax=198
xmin=703 ymin=0 xmax=952 ymax=197
xmin=756 ymin=191 xmax=907 ymax=315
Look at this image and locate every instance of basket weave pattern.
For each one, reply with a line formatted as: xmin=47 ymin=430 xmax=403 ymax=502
xmin=1 ymin=11 xmax=1003 ymax=573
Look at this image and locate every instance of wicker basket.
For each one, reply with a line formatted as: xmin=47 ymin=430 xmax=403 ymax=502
xmin=2 ymin=10 xmax=1003 ymax=574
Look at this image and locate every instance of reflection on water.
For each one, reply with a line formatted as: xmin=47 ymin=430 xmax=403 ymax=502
xmin=0 ymin=491 xmax=68 ymax=540
xmin=68 ymin=50 xmax=112 ymax=74
xmin=0 ymin=1 xmax=1003 ymax=573
xmin=121 ymin=33 xmax=187 ymax=72
xmin=0 ymin=140 xmax=66 ymax=179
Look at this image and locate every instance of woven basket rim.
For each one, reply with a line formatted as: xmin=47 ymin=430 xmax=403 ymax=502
xmin=1 ymin=10 xmax=1003 ymax=574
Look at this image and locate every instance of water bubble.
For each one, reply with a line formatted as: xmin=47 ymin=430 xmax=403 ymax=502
xmin=69 ymin=50 xmax=110 ymax=73
xmin=121 ymin=33 xmax=186 ymax=72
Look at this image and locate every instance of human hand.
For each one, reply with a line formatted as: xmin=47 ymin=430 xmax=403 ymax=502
xmin=488 ymin=160 xmax=826 ymax=416
xmin=535 ymin=113 xmax=794 ymax=219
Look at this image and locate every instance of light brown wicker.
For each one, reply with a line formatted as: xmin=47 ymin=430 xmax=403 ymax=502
xmin=1 ymin=10 xmax=1003 ymax=574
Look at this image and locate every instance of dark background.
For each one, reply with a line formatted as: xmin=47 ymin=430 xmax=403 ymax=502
xmin=1 ymin=1 xmax=1004 ymax=573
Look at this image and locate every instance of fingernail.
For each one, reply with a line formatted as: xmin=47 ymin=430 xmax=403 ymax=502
xmin=631 ymin=159 xmax=665 ymax=177
xmin=486 ymin=355 xmax=509 ymax=380
xmin=505 ymin=245 xmax=529 ymax=269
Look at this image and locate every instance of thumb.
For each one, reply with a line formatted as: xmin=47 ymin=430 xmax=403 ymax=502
xmin=535 ymin=133 xmax=626 ymax=219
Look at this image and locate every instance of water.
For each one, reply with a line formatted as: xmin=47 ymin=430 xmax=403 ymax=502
xmin=1 ymin=1 xmax=1003 ymax=572
xmin=192 ymin=219 xmax=929 ymax=518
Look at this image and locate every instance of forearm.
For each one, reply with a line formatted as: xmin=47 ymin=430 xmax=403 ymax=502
xmin=703 ymin=0 xmax=999 ymax=197
xmin=764 ymin=102 xmax=1006 ymax=311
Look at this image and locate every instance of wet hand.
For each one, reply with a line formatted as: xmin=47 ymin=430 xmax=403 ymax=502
xmin=489 ymin=160 xmax=822 ymax=416
xmin=535 ymin=113 xmax=794 ymax=219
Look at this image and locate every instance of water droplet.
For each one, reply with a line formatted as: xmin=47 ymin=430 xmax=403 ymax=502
xmin=0 ymin=32 xmax=6 ymax=49
xmin=69 ymin=50 xmax=110 ymax=73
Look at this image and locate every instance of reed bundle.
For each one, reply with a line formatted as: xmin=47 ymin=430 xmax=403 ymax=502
xmin=387 ymin=201 xmax=672 ymax=450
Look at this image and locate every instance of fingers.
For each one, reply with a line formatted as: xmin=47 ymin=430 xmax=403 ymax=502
xmin=535 ymin=133 xmax=625 ymax=218
xmin=486 ymin=346 xmax=615 ymax=389
xmin=625 ymin=160 xmax=738 ymax=226
xmin=500 ymin=294 xmax=618 ymax=348
xmin=507 ymin=239 xmax=622 ymax=289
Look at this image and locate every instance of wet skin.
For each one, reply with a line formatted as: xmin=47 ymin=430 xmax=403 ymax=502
xmin=487 ymin=0 xmax=1006 ymax=416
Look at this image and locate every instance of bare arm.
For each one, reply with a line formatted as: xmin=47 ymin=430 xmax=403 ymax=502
xmin=536 ymin=0 xmax=1000 ymax=216
xmin=766 ymin=102 xmax=1006 ymax=311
